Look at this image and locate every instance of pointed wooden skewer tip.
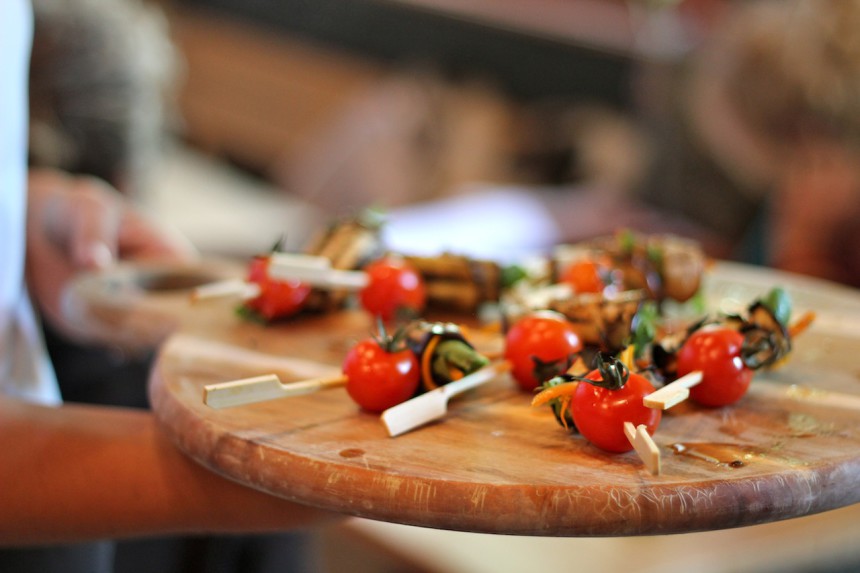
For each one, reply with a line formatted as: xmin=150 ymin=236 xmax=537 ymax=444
xmin=624 ymin=421 xmax=661 ymax=475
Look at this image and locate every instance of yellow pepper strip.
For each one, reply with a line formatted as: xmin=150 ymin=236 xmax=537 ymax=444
xmin=566 ymin=356 xmax=588 ymax=376
xmin=619 ymin=346 xmax=635 ymax=371
xmin=531 ymin=381 xmax=579 ymax=408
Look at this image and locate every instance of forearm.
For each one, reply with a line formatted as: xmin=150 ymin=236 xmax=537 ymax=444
xmin=0 ymin=398 xmax=335 ymax=546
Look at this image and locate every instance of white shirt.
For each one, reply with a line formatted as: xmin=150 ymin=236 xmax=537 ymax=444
xmin=0 ymin=0 xmax=60 ymax=405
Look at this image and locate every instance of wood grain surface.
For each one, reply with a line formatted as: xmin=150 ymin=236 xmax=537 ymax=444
xmin=73 ymin=260 xmax=860 ymax=536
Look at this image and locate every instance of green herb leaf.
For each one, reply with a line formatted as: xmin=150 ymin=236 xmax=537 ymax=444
xmin=432 ymin=339 xmax=489 ymax=381
xmin=762 ymin=287 xmax=792 ymax=327
xmin=630 ymin=301 xmax=659 ymax=358
xmin=500 ymin=264 xmax=528 ymax=289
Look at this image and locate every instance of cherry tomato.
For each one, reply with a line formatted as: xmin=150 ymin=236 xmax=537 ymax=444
xmin=245 ymin=256 xmax=311 ymax=321
xmin=572 ymin=370 xmax=661 ymax=453
xmin=561 ymin=259 xmax=609 ymax=294
xmin=343 ymin=338 xmax=420 ymax=413
xmin=676 ymin=327 xmax=753 ymax=407
xmin=359 ymin=257 xmax=426 ymax=322
xmin=504 ymin=312 xmax=582 ymax=391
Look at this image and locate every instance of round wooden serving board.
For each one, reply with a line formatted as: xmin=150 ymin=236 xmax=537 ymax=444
xmin=75 ymin=260 xmax=860 ymax=536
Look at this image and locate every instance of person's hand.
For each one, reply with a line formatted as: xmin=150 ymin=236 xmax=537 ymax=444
xmin=25 ymin=168 xmax=197 ymax=339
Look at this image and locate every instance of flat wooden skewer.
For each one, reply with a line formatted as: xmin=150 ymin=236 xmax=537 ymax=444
xmin=267 ymin=258 xmax=369 ymax=289
xmin=268 ymin=252 xmax=333 ymax=270
xmin=191 ymin=278 xmax=260 ymax=302
xmin=190 ymin=253 xmax=337 ymax=302
xmin=624 ymin=422 xmax=661 ymax=475
xmin=643 ymin=371 xmax=704 ymax=410
xmin=204 ymin=373 xmax=347 ymax=409
xmin=381 ymin=361 xmax=512 ymax=437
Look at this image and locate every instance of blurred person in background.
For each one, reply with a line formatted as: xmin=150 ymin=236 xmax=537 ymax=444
xmin=680 ymin=0 xmax=860 ymax=286
xmin=28 ymin=0 xmax=178 ymax=410
xmin=281 ymin=0 xmax=860 ymax=291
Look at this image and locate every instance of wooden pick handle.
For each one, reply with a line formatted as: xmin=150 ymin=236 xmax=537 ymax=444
xmin=190 ymin=279 xmax=260 ymax=302
xmin=381 ymin=361 xmax=512 ymax=437
xmin=644 ymin=371 xmax=704 ymax=410
xmin=624 ymin=422 xmax=661 ymax=475
xmin=204 ymin=373 xmax=347 ymax=409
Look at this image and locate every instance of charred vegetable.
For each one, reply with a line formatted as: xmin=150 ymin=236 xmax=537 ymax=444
xmin=303 ymin=214 xmax=385 ymax=311
xmin=405 ymin=321 xmax=489 ymax=392
xmin=547 ymin=289 xmax=644 ymax=355
xmin=738 ymin=287 xmax=793 ymax=368
xmin=403 ymin=253 xmax=506 ymax=313
xmin=553 ymin=230 xmax=707 ymax=305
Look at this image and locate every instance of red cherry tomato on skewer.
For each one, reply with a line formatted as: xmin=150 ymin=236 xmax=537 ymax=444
xmin=343 ymin=336 xmax=421 ymax=413
xmin=561 ymin=258 xmax=612 ymax=294
xmin=504 ymin=312 xmax=582 ymax=392
xmin=359 ymin=257 xmax=426 ymax=322
xmin=676 ymin=327 xmax=753 ymax=407
xmin=244 ymin=255 xmax=311 ymax=321
xmin=572 ymin=368 xmax=661 ymax=453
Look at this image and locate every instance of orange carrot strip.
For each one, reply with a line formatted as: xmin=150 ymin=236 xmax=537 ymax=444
xmin=557 ymin=397 xmax=572 ymax=431
xmin=531 ymin=381 xmax=579 ymax=407
xmin=789 ymin=311 xmax=816 ymax=339
xmin=420 ymin=334 xmax=442 ymax=390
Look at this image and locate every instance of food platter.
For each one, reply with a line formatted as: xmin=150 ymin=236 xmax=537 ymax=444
xmin=73 ymin=259 xmax=860 ymax=536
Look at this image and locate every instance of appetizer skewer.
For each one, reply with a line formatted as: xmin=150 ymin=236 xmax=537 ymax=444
xmin=202 ymin=320 xmax=492 ymax=420
xmin=654 ymin=287 xmax=815 ymax=408
xmin=192 ymin=251 xmax=426 ymax=322
xmin=188 ymin=252 xmax=358 ymax=300
xmin=531 ymin=352 xmax=663 ymax=473
xmin=190 ymin=253 xmax=332 ymax=302
xmin=187 ymin=223 xmax=826 ymax=477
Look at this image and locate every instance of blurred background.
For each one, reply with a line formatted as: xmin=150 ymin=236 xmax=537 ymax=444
xmin=28 ymin=0 xmax=860 ymax=571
